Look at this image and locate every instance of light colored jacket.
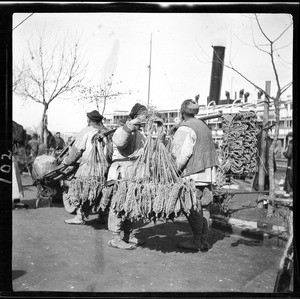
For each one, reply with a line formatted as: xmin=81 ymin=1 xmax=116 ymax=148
xmin=64 ymin=124 xmax=110 ymax=177
xmin=107 ymin=121 xmax=146 ymax=182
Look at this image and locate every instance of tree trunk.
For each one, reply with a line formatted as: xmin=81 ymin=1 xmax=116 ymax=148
xmin=267 ymin=94 xmax=280 ymax=218
xmin=40 ymin=105 xmax=48 ymax=145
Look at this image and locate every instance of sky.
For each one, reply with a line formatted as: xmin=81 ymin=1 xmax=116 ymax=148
xmin=12 ymin=5 xmax=294 ymax=134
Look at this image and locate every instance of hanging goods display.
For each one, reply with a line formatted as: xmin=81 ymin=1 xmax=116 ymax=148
xmin=216 ymin=111 xmax=258 ymax=187
xmin=110 ymin=117 xmax=202 ymax=223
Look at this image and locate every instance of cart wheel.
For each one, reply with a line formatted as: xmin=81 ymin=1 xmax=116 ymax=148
xmin=63 ymin=193 xmax=76 ymax=214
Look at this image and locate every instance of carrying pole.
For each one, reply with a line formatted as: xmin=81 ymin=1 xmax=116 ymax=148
xmin=198 ymin=112 xmax=223 ymax=121
xmin=147 ymin=33 xmax=152 ymax=110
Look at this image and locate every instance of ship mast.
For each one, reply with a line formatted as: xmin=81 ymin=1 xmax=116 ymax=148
xmin=147 ymin=33 xmax=152 ymax=110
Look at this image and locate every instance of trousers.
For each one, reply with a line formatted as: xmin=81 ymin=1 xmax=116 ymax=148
xmin=182 ymin=208 xmax=209 ymax=242
xmin=108 ymin=209 xmax=132 ymax=234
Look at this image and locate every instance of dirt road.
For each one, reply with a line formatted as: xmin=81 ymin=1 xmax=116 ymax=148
xmin=11 ymin=173 xmax=286 ymax=293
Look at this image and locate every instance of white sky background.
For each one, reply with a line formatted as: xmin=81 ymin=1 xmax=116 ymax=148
xmin=12 ymin=10 xmax=293 ymax=134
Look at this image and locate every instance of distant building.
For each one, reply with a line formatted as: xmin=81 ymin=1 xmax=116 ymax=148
xmin=103 ymin=96 xmax=293 ymax=154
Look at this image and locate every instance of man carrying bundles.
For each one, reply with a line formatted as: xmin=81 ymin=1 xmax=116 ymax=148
xmin=170 ymin=99 xmax=218 ymax=251
xmin=106 ymin=103 xmax=149 ymax=250
xmin=62 ymin=110 xmax=112 ymax=224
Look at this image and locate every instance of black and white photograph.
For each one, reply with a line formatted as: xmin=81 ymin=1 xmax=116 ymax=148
xmin=1 ymin=1 xmax=298 ymax=296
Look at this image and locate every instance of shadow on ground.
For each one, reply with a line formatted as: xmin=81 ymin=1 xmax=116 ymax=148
xmin=87 ymin=217 xmax=229 ymax=254
xmin=230 ymin=238 xmax=263 ymax=247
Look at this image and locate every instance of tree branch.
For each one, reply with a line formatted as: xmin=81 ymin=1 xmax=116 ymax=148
xmin=280 ymin=82 xmax=293 ymax=95
xmin=273 ymin=22 xmax=293 ymax=44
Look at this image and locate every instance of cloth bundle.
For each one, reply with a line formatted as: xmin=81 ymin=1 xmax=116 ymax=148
xmin=31 ymin=154 xmax=58 ymax=181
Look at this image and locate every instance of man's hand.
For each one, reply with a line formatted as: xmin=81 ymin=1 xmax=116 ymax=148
xmin=130 ymin=111 xmax=148 ymax=126
xmin=156 ymin=125 xmax=167 ymax=142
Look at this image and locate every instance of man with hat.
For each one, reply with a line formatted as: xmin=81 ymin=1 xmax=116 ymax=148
xmin=106 ymin=102 xmax=148 ymax=250
xmin=170 ymin=99 xmax=218 ymax=251
xmin=62 ymin=110 xmax=112 ymax=224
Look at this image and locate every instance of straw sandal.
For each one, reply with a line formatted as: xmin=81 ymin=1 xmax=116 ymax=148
xmin=108 ymin=237 xmax=136 ymax=250
xmin=64 ymin=216 xmax=85 ymax=225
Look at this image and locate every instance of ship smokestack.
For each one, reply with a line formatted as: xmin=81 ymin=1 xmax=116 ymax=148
xmin=208 ymin=46 xmax=225 ymax=106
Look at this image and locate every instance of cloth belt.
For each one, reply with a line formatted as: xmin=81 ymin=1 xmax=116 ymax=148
xmin=112 ymin=157 xmax=138 ymax=163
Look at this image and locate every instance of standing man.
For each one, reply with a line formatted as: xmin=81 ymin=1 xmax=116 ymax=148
xmin=63 ymin=110 xmax=112 ymax=224
xmin=45 ymin=128 xmax=56 ymax=153
xmin=170 ymin=99 xmax=218 ymax=251
xmin=12 ymin=121 xmax=29 ymax=209
xmin=107 ymin=103 xmax=148 ymax=250
xmin=283 ymin=132 xmax=293 ymax=197
xmin=28 ymin=133 xmax=39 ymax=158
xmin=54 ymin=132 xmax=65 ymax=150
xmin=26 ymin=132 xmax=40 ymax=175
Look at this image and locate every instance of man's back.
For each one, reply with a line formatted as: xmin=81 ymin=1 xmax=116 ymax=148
xmin=55 ymin=136 xmax=65 ymax=149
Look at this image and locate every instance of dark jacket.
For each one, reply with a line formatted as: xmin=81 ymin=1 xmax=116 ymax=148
xmin=47 ymin=133 xmax=56 ymax=149
xmin=178 ymin=118 xmax=217 ymax=176
xmin=283 ymin=140 xmax=293 ymax=168
xmin=54 ymin=137 xmax=65 ymax=150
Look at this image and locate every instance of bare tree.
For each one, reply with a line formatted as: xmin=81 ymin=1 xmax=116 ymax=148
xmin=197 ymin=14 xmax=293 ymax=218
xmin=79 ymin=74 xmax=131 ymax=115
xmin=14 ymin=33 xmax=87 ymax=143
xmin=13 ymin=63 xmax=25 ymax=92
xmin=223 ymin=14 xmax=292 ymax=217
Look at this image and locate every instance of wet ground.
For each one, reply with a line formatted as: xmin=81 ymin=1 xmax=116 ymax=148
xmin=10 ymin=173 xmax=288 ymax=294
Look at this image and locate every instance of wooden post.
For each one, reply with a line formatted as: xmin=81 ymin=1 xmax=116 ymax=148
xmin=257 ymin=81 xmax=271 ymax=208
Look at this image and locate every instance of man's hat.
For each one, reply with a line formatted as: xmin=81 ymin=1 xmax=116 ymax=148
xmin=129 ymin=103 xmax=148 ymax=119
xmin=87 ymin=110 xmax=104 ymax=122
xmin=180 ymin=99 xmax=199 ymax=115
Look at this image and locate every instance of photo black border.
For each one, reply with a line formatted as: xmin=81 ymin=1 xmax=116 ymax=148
xmin=0 ymin=2 xmax=299 ymax=298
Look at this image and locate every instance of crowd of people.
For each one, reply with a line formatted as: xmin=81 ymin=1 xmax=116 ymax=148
xmin=12 ymin=123 xmax=75 ymax=208
xmin=16 ymin=130 xmax=73 ymax=167
xmin=13 ymin=99 xmax=293 ymax=252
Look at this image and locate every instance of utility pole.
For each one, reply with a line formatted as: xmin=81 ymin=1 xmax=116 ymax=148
xmin=257 ymin=80 xmax=271 ymax=208
xmin=147 ymin=33 xmax=152 ymax=110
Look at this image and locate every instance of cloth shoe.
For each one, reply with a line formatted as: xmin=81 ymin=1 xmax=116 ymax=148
xmin=64 ymin=214 xmax=85 ymax=225
xmin=200 ymin=240 xmax=210 ymax=252
xmin=108 ymin=235 xmax=136 ymax=250
xmin=94 ymin=214 xmax=108 ymax=225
